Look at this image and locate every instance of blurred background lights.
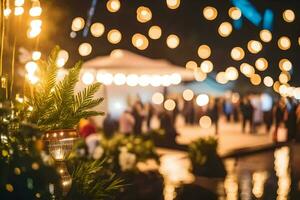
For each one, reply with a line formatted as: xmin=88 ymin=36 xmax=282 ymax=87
xmin=107 ymin=29 xmax=122 ymax=44
xmin=255 ymin=58 xmax=268 ymax=71
xmin=148 ymin=26 xmax=162 ymax=40
xmin=197 ymin=44 xmax=211 ymax=59
xmin=150 ymin=75 xmax=162 ymax=87
xmin=4 ymin=8 xmax=11 ymax=17
xmin=27 ymin=27 xmax=41 ymax=38
xmin=199 ymin=115 xmax=212 ymax=129
xmin=194 ymin=68 xmax=207 ymax=82
xmin=225 ymin=67 xmax=239 ymax=81
xmin=90 ymin=23 xmax=105 ymax=37
xmin=126 ymin=74 xmax=139 ymax=87
xmin=164 ymin=99 xmax=176 ymax=111
xmin=230 ymin=47 xmax=245 ymax=61
xmin=228 ymin=7 xmax=242 ymax=20
xmin=137 ymin=6 xmax=152 ymax=23
xmin=71 ymin=17 xmax=85 ymax=32
xmin=132 ymin=33 xmax=149 ymax=50
xmin=200 ymin=60 xmax=213 ymax=73
xmin=196 ymin=94 xmax=209 ymax=106
xmin=32 ymin=51 xmax=41 ymax=61
xmin=283 ymin=9 xmax=295 ymax=23
xmin=240 ymin=63 xmax=255 ymax=77
xmin=78 ymin=43 xmax=92 ymax=56
xmin=152 ymin=92 xmax=164 ymax=105
xmin=203 ymin=6 xmax=218 ymax=21
xmin=279 ymin=72 xmax=290 ymax=84
xmin=293 ymin=88 xmax=300 ymax=100
xmin=247 ymin=40 xmax=263 ymax=54
xmin=114 ymin=73 xmax=126 ymax=85
xmin=279 ymin=59 xmax=292 ymax=71
xmin=278 ymin=36 xmax=291 ymax=50
xmin=82 ymin=72 xmax=95 ymax=85
xmin=15 ymin=0 xmax=25 ymax=7
xmin=29 ymin=4 xmax=42 ymax=17
xmin=97 ymin=73 xmax=113 ymax=85
xmin=218 ymin=22 xmax=232 ymax=37
xmin=166 ymin=0 xmax=180 ymax=9
xmin=182 ymin=89 xmax=194 ymax=101
xmin=263 ymin=76 xmax=274 ymax=87
xmin=166 ymin=34 xmax=180 ymax=49
xmin=273 ymin=81 xmax=281 ymax=93
xmin=25 ymin=61 xmax=38 ymax=74
xmin=250 ymin=74 xmax=262 ymax=85
xmin=138 ymin=75 xmax=151 ymax=87
xmin=106 ymin=0 xmax=121 ymax=13
xmin=170 ymin=73 xmax=182 ymax=85
xmin=15 ymin=7 xmax=24 ymax=16
xmin=216 ymin=72 xmax=228 ymax=84
xmin=56 ymin=49 xmax=69 ymax=67
xmin=110 ymin=49 xmax=124 ymax=58
xmin=28 ymin=74 xmax=39 ymax=85
xmin=259 ymin=29 xmax=272 ymax=43
xmin=30 ymin=19 xmax=42 ymax=28
xmin=185 ymin=60 xmax=198 ymax=71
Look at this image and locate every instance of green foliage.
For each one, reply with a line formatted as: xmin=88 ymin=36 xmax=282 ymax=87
xmin=26 ymin=46 xmax=104 ymax=131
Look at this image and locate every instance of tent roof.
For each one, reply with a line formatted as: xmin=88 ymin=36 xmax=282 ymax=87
xmin=83 ymin=49 xmax=194 ymax=81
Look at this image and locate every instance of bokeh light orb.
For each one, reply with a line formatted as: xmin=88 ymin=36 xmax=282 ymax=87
xmin=32 ymin=51 xmax=41 ymax=61
xmin=110 ymin=49 xmax=124 ymax=58
xmin=250 ymin=74 xmax=261 ymax=85
xmin=25 ymin=61 xmax=38 ymax=74
xmin=228 ymin=7 xmax=242 ymax=20
xmin=138 ymin=75 xmax=151 ymax=87
xmin=106 ymin=0 xmax=121 ymax=13
xmin=197 ymin=44 xmax=211 ymax=59
xmin=259 ymin=29 xmax=272 ymax=43
xmin=82 ymin=72 xmax=95 ymax=85
xmin=225 ymin=67 xmax=239 ymax=81
xmin=114 ymin=73 xmax=126 ymax=85
xmin=78 ymin=43 xmax=92 ymax=56
xmin=137 ymin=6 xmax=152 ymax=23
xmin=273 ymin=81 xmax=281 ymax=93
xmin=279 ymin=72 xmax=290 ymax=84
xmin=216 ymin=72 xmax=228 ymax=84
xmin=56 ymin=49 xmax=69 ymax=67
xmin=240 ymin=63 xmax=255 ymax=77
xmin=278 ymin=36 xmax=291 ymax=50
xmin=183 ymin=89 xmax=194 ymax=101
xmin=126 ymin=74 xmax=139 ymax=87
xmin=150 ymin=75 xmax=162 ymax=87
xmin=203 ymin=6 xmax=218 ymax=21
xmin=196 ymin=94 xmax=209 ymax=106
xmin=152 ymin=92 xmax=164 ymax=105
xmin=199 ymin=115 xmax=212 ymax=129
xmin=97 ymin=73 xmax=113 ymax=85
xmin=255 ymin=58 xmax=268 ymax=71
xmin=283 ymin=9 xmax=295 ymax=23
xmin=194 ymin=68 xmax=207 ymax=82
xmin=230 ymin=47 xmax=245 ymax=61
xmin=200 ymin=60 xmax=213 ymax=73
xmin=218 ymin=22 xmax=232 ymax=37
xmin=132 ymin=33 xmax=149 ymax=50
xmin=263 ymin=76 xmax=274 ymax=87
xmin=170 ymin=73 xmax=182 ymax=85
xmin=185 ymin=60 xmax=198 ymax=71
xmin=166 ymin=34 xmax=180 ymax=49
xmin=90 ymin=23 xmax=105 ymax=37
xmin=71 ymin=17 xmax=85 ymax=32
xmin=247 ymin=40 xmax=263 ymax=54
xmin=166 ymin=0 xmax=180 ymax=9
xmin=107 ymin=29 xmax=122 ymax=44
xmin=164 ymin=99 xmax=176 ymax=111
xmin=148 ymin=25 xmax=162 ymax=40
xmin=279 ymin=59 xmax=292 ymax=71
xmin=293 ymin=88 xmax=300 ymax=100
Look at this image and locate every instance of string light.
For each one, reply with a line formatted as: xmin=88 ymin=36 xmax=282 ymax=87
xmin=15 ymin=0 xmax=25 ymax=7
xmin=78 ymin=43 xmax=92 ymax=56
xmin=164 ymin=99 xmax=176 ymax=111
xmin=185 ymin=60 xmax=198 ymax=71
xmin=126 ymin=74 xmax=139 ymax=87
xmin=14 ymin=7 xmax=24 ymax=16
xmin=194 ymin=68 xmax=207 ymax=82
xmin=240 ymin=63 xmax=255 ymax=77
xmin=228 ymin=7 xmax=242 ymax=20
xmin=279 ymin=72 xmax=290 ymax=84
xmin=225 ymin=67 xmax=239 ymax=81
xmin=259 ymin=29 xmax=272 ymax=43
xmin=148 ymin=25 xmax=162 ymax=40
xmin=250 ymin=74 xmax=261 ymax=85
xmin=166 ymin=34 xmax=180 ymax=49
xmin=278 ymin=36 xmax=291 ymax=50
xmin=71 ymin=17 xmax=85 ymax=32
xmin=166 ymin=0 xmax=180 ymax=10
xmin=255 ymin=58 xmax=268 ymax=71
xmin=247 ymin=40 xmax=263 ymax=54
xmin=279 ymin=59 xmax=292 ymax=71
xmin=29 ymin=1 xmax=42 ymax=17
xmin=273 ymin=81 xmax=280 ymax=93
xmin=283 ymin=9 xmax=295 ymax=23
xmin=113 ymin=73 xmax=126 ymax=85
xmin=107 ymin=29 xmax=122 ymax=44
xmin=200 ymin=60 xmax=213 ymax=73
xmin=137 ymin=6 xmax=152 ymax=23
xmin=218 ymin=22 xmax=232 ymax=37
xmin=197 ymin=44 xmax=211 ymax=59
xmin=216 ymin=72 xmax=228 ymax=84
xmin=132 ymin=33 xmax=149 ymax=50
xmin=4 ymin=8 xmax=11 ymax=17
xmin=230 ymin=47 xmax=245 ymax=61
xmin=183 ymin=89 xmax=194 ymax=101
xmin=82 ymin=72 xmax=95 ymax=85
xmin=203 ymin=6 xmax=218 ymax=21
xmin=90 ymin=23 xmax=105 ymax=37
xmin=263 ymin=76 xmax=274 ymax=87
xmin=138 ymin=75 xmax=151 ymax=87
xmin=56 ymin=50 xmax=69 ymax=67
xmin=152 ymin=92 xmax=164 ymax=105
xmin=106 ymin=0 xmax=121 ymax=13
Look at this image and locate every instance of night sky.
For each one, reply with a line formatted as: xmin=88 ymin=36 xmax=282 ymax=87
xmin=43 ymin=0 xmax=300 ymax=88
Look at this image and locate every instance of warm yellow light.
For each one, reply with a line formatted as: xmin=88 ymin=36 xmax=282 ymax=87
xmin=259 ymin=29 xmax=272 ymax=43
xmin=28 ymin=74 xmax=39 ymax=85
xmin=250 ymin=74 xmax=261 ymax=85
xmin=279 ymin=72 xmax=290 ymax=84
xmin=97 ymin=73 xmax=113 ymax=85
xmin=166 ymin=0 xmax=180 ymax=9
xmin=196 ymin=94 xmax=209 ymax=106
xmin=14 ymin=7 xmax=24 ymax=16
xmin=230 ymin=47 xmax=245 ymax=61
xmin=82 ymin=72 xmax=95 ymax=85
xmin=56 ymin=50 xmax=69 ymax=67
xmin=30 ymin=19 xmax=42 ymax=28
xmin=228 ymin=7 xmax=242 ymax=20
xmin=27 ymin=28 xmax=41 ymax=38
xmin=106 ymin=0 xmax=121 ymax=13
xmin=90 ymin=23 xmax=105 ymax=37
xmin=203 ymin=6 xmax=218 ymax=21
xmin=78 ymin=43 xmax=92 ymax=56
xmin=263 ymin=76 xmax=274 ymax=87
xmin=279 ymin=59 xmax=292 ymax=71
xmin=279 ymin=84 xmax=288 ymax=96
xmin=148 ymin=25 xmax=162 ymax=40
xmin=71 ymin=17 xmax=85 ymax=32
xmin=110 ymin=49 xmax=124 ymax=58
xmin=25 ymin=61 xmax=38 ymax=74
xmin=107 ymin=29 xmax=122 ymax=44
xmin=126 ymin=74 xmax=139 ymax=87
xmin=278 ymin=36 xmax=291 ymax=50
xmin=32 ymin=51 xmax=41 ymax=61
xmin=199 ymin=115 xmax=212 ymax=129
xmin=200 ymin=60 xmax=213 ymax=73
xmin=185 ymin=61 xmax=197 ymax=71
xmin=29 ymin=6 xmax=42 ymax=17
xmin=225 ymin=67 xmax=239 ymax=81
xmin=166 ymin=34 xmax=180 ymax=49
xmin=218 ymin=22 xmax=232 ymax=37
xmin=247 ymin=40 xmax=263 ymax=54
xmin=138 ymin=75 xmax=151 ymax=87
xmin=255 ymin=58 xmax=268 ymax=71
xmin=132 ymin=33 xmax=149 ymax=50
xmin=4 ymin=8 xmax=11 ymax=17
xmin=152 ymin=92 xmax=164 ymax=105
xmin=114 ymin=73 xmax=126 ymax=85
xmin=240 ymin=63 xmax=255 ymax=77
xmin=183 ymin=89 xmax=194 ymax=101
xmin=194 ymin=68 xmax=207 ymax=82
xmin=15 ymin=0 xmax=24 ymax=7
xmin=273 ymin=81 xmax=280 ymax=93
xmin=197 ymin=44 xmax=211 ymax=59
xmin=164 ymin=99 xmax=176 ymax=111
xmin=283 ymin=9 xmax=295 ymax=23
xmin=293 ymin=88 xmax=300 ymax=100
xmin=137 ymin=6 xmax=152 ymax=23
xmin=216 ymin=72 xmax=228 ymax=84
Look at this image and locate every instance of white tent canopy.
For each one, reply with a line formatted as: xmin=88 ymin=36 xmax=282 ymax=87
xmin=82 ymin=49 xmax=193 ymax=81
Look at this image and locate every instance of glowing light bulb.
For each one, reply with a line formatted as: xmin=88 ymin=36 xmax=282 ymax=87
xmin=90 ymin=23 xmax=105 ymax=37
xmin=164 ymin=99 xmax=176 ymax=111
xmin=255 ymin=58 xmax=268 ymax=71
xmin=225 ymin=67 xmax=239 ymax=81
xmin=199 ymin=115 xmax=212 ymax=129
xmin=166 ymin=34 xmax=180 ymax=49
xmin=132 ymin=33 xmax=149 ymax=50
xmin=247 ymin=40 xmax=263 ymax=54
xmin=283 ymin=9 xmax=295 ymax=23
xmin=259 ymin=29 xmax=272 ymax=43
xmin=218 ymin=22 xmax=232 ymax=37
xmin=194 ymin=68 xmax=207 ymax=82
xmin=15 ymin=0 xmax=25 ymax=6
xmin=231 ymin=47 xmax=245 ymax=61
xmin=152 ymin=92 xmax=164 ymax=105
xmin=197 ymin=44 xmax=211 ymax=59
xmin=82 ymin=72 xmax=95 ymax=85
xmin=14 ymin=6 xmax=24 ymax=16
xmin=106 ymin=0 xmax=121 ymax=12
xmin=78 ymin=43 xmax=92 ymax=56
xmin=196 ymin=94 xmax=209 ymax=106
xmin=32 ymin=51 xmax=41 ymax=61
xmin=183 ymin=89 xmax=194 ymax=101
xmin=216 ymin=72 xmax=228 ymax=84
xmin=114 ymin=73 xmax=126 ymax=85
xmin=137 ymin=6 xmax=152 ymax=23
xmin=240 ymin=63 xmax=255 ymax=77
xmin=25 ymin=61 xmax=38 ymax=74
xmin=228 ymin=7 xmax=241 ymax=20
xmin=56 ymin=50 xmax=69 ymax=67
xmin=279 ymin=59 xmax=292 ymax=71
xmin=250 ymin=74 xmax=261 ymax=85
xmin=148 ymin=26 xmax=162 ymax=40
xmin=278 ymin=36 xmax=291 ymax=50
xmin=263 ymin=76 xmax=274 ymax=87
xmin=185 ymin=61 xmax=198 ymax=71
xmin=4 ymin=8 xmax=11 ymax=17
xmin=166 ymin=0 xmax=180 ymax=10
xmin=107 ymin=29 xmax=122 ymax=44
xmin=71 ymin=17 xmax=85 ymax=32
xmin=29 ymin=6 xmax=42 ymax=17
xmin=200 ymin=60 xmax=213 ymax=73
xmin=203 ymin=6 xmax=218 ymax=21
